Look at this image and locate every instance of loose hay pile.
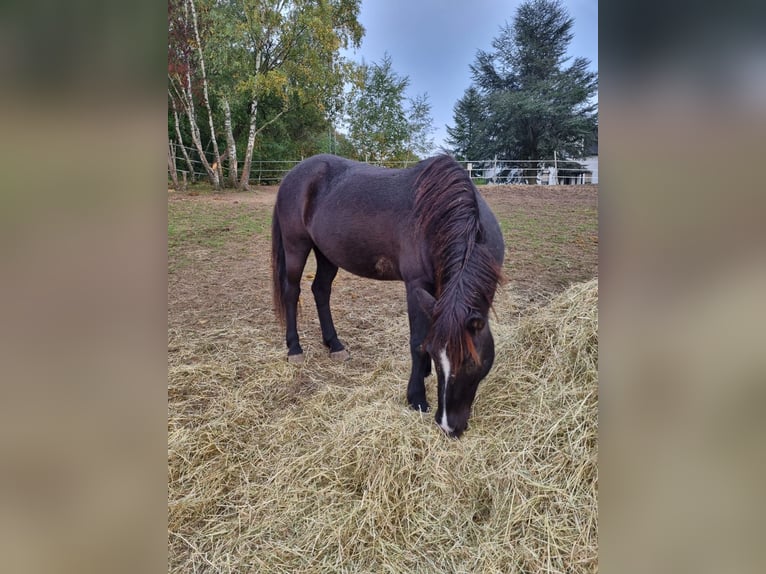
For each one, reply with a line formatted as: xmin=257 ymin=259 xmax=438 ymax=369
xmin=168 ymin=278 xmax=598 ymax=573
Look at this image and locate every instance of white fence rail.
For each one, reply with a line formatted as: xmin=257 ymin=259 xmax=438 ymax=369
xmin=168 ymin=143 xmax=598 ymax=186
xmin=462 ymin=159 xmax=597 ymax=185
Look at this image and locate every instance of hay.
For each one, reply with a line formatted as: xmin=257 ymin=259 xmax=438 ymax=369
xmin=168 ymin=279 xmax=598 ymax=573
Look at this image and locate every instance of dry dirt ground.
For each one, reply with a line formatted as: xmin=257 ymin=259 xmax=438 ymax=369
xmin=168 ymin=184 xmax=597 ymax=338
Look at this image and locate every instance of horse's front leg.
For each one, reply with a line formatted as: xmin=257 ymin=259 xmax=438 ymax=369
xmin=405 ymin=284 xmax=433 ymax=412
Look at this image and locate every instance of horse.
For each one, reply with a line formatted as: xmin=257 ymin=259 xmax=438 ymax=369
xmin=271 ymin=154 xmax=505 ymax=437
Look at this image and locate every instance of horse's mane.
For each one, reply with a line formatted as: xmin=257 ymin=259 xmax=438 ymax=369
xmin=414 ymin=155 xmax=502 ymax=371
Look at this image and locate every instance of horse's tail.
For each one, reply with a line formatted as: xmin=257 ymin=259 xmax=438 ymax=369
xmin=271 ymin=206 xmax=287 ymax=325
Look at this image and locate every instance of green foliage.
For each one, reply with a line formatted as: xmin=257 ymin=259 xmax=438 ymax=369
xmin=345 ymin=54 xmax=434 ymax=162
xmin=446 ymin=87 xmax=485 ymax=160
xmin=449 ymin=0 xmax=597 ymax=161
xmin=169 ymin=1 xmax=443 ymax=175
xmin=231 ymin=0 xmax=363 ymax=150
xmin=407 ymin=93 xmax=436 ymax=159
xmin=168 ymin=0 xmax=364 ymax=184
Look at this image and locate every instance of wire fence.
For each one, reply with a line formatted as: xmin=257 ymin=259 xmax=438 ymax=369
xmin=168 ymin=143 xmax=598 ymax=187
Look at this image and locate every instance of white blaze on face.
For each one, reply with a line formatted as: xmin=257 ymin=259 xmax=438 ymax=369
xmin=438 ymin=348 xmax=454 ymax=434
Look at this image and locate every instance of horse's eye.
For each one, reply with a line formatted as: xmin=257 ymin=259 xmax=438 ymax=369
xmin=466 ymin=314 xmax=485 ymax=334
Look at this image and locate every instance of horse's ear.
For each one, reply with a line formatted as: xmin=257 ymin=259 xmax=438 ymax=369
xmin=413 ymin=287 xmax=436 ymax=319
xmin=466 ymin=313 xmax=485 ymax=334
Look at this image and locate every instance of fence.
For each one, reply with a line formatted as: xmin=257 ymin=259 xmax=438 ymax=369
xmin=462 ymin=159 xmax=597 ymax=185
xmin=168 ymin=143 xmax=598 ymax=186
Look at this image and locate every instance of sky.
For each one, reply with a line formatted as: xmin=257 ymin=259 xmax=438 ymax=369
xmin=342 ymin=0 xmax=598 ymax=154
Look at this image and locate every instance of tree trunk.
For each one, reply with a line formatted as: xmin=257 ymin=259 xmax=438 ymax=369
xmin=222 ymin=97 xmax=239 ymax=188
xmin=239 ymin=98 xmax=258 ymax=191
xmin=187 ymin=0 xmax=222 ymax=189
xmin=168 ymin=139 xmax=179 ymax=189
xmin=169 ymin=93 xmax=196 ymax=182
xmin=182 ymin=66 xmax=219 ymax=188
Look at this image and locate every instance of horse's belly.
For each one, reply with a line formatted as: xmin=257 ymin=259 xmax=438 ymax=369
xmin=370 ymin=255 xmax=402 ymax=280
xmin=339 ymin=254 xmax=402 ymax=281
xmin=309 ymin=221 xmax=406 ymax=281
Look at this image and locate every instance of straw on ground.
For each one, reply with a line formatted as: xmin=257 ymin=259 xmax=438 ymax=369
xmin=168 ymin=278 xmax=598 ymax=573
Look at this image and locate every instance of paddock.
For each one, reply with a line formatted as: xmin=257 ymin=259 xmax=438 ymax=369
xmin=168 ymin=184 xmax=598 ymax=572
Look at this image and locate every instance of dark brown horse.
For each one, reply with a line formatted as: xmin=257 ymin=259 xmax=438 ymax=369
xmin=271 ymin=154 xmax=504 ymax=437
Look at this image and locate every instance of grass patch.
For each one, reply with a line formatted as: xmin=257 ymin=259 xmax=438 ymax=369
xmin=169 ymin=182 xmax=220 ymax=195
xmin=499 ymin=208 xmax=597 ymax=291
xmin=168 ymin=200 xmax=271 ymax=270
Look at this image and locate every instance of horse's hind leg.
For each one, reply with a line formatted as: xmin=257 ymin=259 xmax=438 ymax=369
xmin=283 ymin=240 xmax=312 ymax=362
xmin=312 ymin=248 xmax=349 ymax=360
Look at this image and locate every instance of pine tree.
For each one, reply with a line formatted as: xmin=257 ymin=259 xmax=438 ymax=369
xmin=464 ymin=0 xmax=597 ymax=161
xmin=446 ymin=87 xmax=485 ymax=160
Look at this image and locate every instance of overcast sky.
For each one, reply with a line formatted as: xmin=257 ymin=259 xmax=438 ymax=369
xmin=342 ymin=0 xmax=598 ymax=154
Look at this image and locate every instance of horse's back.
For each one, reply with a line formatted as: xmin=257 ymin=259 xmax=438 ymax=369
xmin=276 ymin=154 xmax=338 ymax=213
xmin=275 ymin=155 xmax=349 ymax=239
xmin=275 ymin=155 xmax=422 ymax=281
xmin=275 ymin=154 xmax=504 ymax=280
xmin=277 ymin=155 xmax=415 ymax=212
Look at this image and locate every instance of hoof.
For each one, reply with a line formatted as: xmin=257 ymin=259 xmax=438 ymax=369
xmin=409 ymin=400 xmax=430 ymax=413
xmin=329 ymin=348 xmax=350 ymax=361
xmin=287 ymin=353 xmax=304 ymax=364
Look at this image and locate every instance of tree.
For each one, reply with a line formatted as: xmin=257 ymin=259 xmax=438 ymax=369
xmin=457 ymin=0 xmax=597 ymax=162
xmin=168 ymin=0 xmax=222 ymax=187
xmin=445 ymin=87 xmax=485 ymax=160
xmin=168 ymin=0 xmax=363 ymax=188
xmin=188 ymin=0 xmax=223 ymax=187
xmin=345 ymin=54 xmax=434 ymax=162
xmin=406 ymin=93 xmax=436 ymax=160
xmin=233 ymin=0 xmax=363 ymax=189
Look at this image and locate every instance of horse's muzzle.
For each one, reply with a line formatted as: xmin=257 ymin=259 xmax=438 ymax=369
xmin=437 ymin=411 xmax=470 ymax=438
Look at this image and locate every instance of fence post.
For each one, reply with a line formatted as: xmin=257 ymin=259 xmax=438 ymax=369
xmin=168 ymin=140 xmax=179 ymax=189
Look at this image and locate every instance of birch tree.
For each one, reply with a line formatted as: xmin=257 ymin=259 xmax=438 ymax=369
xmin=221 ymin=98 xmax=238 ymax=186
xmin=233 ymin=0 xmax=363 ymax=189
xmin=168 ymin=0 xmax=220 ymax=187
xmin=168 ymin=0 xmax=363 ymax=189
xmin=187 ymin=0 xmax=222 ymax=187
xmin=168 ymin=92 xmax=196 ymax=179
xmin=198 ymin=0 xmax=247 ymax=187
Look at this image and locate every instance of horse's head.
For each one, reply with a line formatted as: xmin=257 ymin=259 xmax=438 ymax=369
xmin=415 ymin=288 xmax=496 ymax=438
xmin=432 ymin=313 xmax=495 ymax=438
